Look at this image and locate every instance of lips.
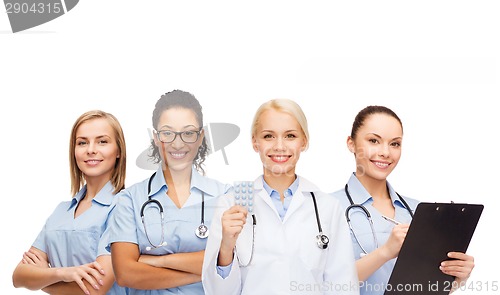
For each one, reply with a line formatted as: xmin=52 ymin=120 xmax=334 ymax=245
xmin=84 ymin=159 xmax=102 ymax=166
xmin=372 ymin=161 xmax=390 ymax=169
xmin=269 ymin=155 xmax=291 ymax=163
xmin=169 ymin=152 xmax=188 ymax=159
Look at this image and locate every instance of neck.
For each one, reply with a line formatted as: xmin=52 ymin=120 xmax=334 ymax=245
xmin=263 ymin=170 xmax=296 ymax=195
xmin=83 ymin=176 xmax=110 ymax=200
xmin=163 ymin=165 xmax=192 ymax=191
xmin=355 ymin=173 xmax=389 ymax=201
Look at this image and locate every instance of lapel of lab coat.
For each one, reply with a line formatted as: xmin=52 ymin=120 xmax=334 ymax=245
xmin=283 ymin=176 xmax=320 ymax=224
xmin=253 ymin=176 xmax=282 ymax=221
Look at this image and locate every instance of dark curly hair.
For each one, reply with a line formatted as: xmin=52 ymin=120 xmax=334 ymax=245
xmin=149 ymin=90 xmax=208 ymax=175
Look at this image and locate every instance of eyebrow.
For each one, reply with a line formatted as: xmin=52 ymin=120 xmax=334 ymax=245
xmin=261 ymin=129 xmax=299 ymax=133
xmin=159 ymin=124 xmax=198 ymax=130
xmin=76 ymin=135 xmax=112 ymax=140
xmin=367 ymin=132 xmax=402 ymax=141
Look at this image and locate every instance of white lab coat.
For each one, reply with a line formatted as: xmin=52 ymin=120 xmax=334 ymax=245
xmin=202 ymin=176 xmax=359 ymax=295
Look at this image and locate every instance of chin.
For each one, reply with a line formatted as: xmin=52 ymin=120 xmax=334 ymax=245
xmin=165 ymin=161 xmax=192 ymax=172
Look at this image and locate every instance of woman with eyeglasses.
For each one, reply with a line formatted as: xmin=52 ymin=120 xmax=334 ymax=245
xmin=331 ymin=105 xmax=474 ymax=294
xmin=202 ymin=99 xmax=359 ymax=295
xmin=12 ymin=110 xmax=128 ymax=295
xmin=108 ymin=90 xmax=230 ymax=295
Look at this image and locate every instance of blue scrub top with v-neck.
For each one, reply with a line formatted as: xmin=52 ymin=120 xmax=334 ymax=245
xmin=33 ymin=181 xmax=127 ymax=295
xmin=108 ymin=165 xmax=230 ymax=295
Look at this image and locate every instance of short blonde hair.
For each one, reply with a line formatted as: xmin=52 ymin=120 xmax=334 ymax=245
xmin=251 ymin=99 xmax=309 ymax=150
xmin=69 ymin=110 xmax=127 ymax=196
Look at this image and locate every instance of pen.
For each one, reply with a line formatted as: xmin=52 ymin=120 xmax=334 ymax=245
xmin=381 ymin=215 xmax=401 ymax=225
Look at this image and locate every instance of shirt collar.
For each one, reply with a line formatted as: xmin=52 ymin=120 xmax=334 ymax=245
xmin=262 ymin=176 xmax=300 ymax=198
xmin=148 ymin=164 xmax=223 ymax=198
xmin=346 ymin=173 xmax=402 ymax=206
xmin=68 ymin=181 xmax=115 ymax=210
xmin=253 ymin=174 xmax=319 ymax=192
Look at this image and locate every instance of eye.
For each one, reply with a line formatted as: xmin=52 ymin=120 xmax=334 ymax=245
xmin=369 ymin=138 xmax=379 ymax=144
xmin=77 ymin=140 xmax=88 ymax=146
xmin=391 ymin=141 xmax=401 ymax=147
xmin=98 ymin=140 xmax=108 ymax=144
xmin=183 ymin=131 xmax=195 ymax=136
xmin=161 ymin=130 xmax=173 ymax=136
xmin=263 ymin=134 xmax=274 ymax=140
xmin=285 ymin=133 xmax=297 ymax=139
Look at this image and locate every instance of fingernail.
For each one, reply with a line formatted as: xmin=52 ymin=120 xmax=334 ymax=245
xmin=85 ymin=291 xmax=90 ymax=295
xmin=99 ymin=279 xmax=104 ymax=285
xmin=94 ymin=285 xmax=99 ymax=290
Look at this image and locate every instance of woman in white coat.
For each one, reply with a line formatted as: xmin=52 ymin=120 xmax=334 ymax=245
xmin=202 ymin=99 xmax=359 ymax=295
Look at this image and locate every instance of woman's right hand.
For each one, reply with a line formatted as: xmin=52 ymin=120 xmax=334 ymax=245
xmin=56 ymin=261 xmax=105 ymax=294
xmin=380 ymin=223 xmax=409 ymax=260
xmin=218 ymin=205 xmax=248 ymax=266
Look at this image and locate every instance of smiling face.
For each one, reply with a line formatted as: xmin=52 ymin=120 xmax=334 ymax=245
xmin=154 ymin=107 xmax=204 ymax=173
xmin=252 ymin=108 xmax=307 ymax=178
xmin=74 ymin=118 xmax=120 ymax=183
xmin=348 ymin=113 xmax=403 ymax=182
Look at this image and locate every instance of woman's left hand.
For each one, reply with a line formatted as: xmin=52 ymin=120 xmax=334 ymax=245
xmin=440 ymin=252 xmax=474 ymax=292
xmin=22 ymin=248 xmax=50 ymax=268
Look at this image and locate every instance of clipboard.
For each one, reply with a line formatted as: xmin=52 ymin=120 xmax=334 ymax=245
xmin=384 ymin=202 xmax=483 ymax=295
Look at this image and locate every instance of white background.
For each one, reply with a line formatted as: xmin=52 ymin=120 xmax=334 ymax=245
xmin=1 ymin=1 xmax=499 ymax=294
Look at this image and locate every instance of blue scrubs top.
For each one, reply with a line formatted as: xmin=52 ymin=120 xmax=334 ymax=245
xmin=331 ymin=173 xmax=420 ymax=295
xmin=108 ymin=165 xmax=230 ymax=295
xmin=33 ymin=181 xmax=127 ymax=295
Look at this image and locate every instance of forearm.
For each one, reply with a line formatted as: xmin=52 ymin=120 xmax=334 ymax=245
xmin=43 ymin=282 xmax=83 ymax=295
xmin=152 ymin=251 xmax=205 ymax=275
xmin=42 ymin=281 xmax=106 ymax=295
xmin=217 ymin=243 xmax=235 ymax=267
xmin=115 ymin=261 xmax=200 ymax=289
xmin=13 ymin=264 xmax=62 ymax=291
xmin=356 ymin=247 xmax=392 ymax=281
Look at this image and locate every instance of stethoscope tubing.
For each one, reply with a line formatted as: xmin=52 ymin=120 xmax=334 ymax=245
xmin=141 ymin=172 xmax=208 ymax=251
xmin=237 ymin=190 xmax=329 ymax=267
xmin=344 ymin=183 xmax=413 ymax=256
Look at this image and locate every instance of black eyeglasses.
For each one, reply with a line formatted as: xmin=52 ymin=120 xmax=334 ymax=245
xmin=155 ymin=128 xmax=202 ymax=143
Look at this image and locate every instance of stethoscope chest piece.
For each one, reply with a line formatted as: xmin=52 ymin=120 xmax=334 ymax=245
xmin=316 ymin=233 xmax=329 ymax=249
xmin=195 ymin=224 xmax=209 ymax=239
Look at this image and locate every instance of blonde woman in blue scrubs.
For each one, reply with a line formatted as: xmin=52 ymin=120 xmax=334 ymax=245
xmin=12 ymin=110 xmax=128 ymax=295
xmin=108 ymin=90 xmax=230 ymax=295
xmin=331 ymin=105 xmax=475 ymax=295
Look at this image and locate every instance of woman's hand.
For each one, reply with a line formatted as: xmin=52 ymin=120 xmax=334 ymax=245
xmin=56 ymin=261 xmax=105 ymax=294
xmin=379 ymin=223 xmax=409 ymax=260
xmin=440 ymin=252 xmax=474 ymax=293
xmin=217 ymin=205 xmax=248 ymax=266
xmin=22 ymin=248 xmax=49 ymax=268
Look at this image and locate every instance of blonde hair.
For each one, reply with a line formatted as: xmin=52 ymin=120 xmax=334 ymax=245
xmin=69 ymin=110 xmax=127 ymax=196
xmin=251 ymin=99 xmax=309 ymax=150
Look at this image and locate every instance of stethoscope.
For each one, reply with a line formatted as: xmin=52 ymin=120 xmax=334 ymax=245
xmin=344 ymin=183 xmax=413 ymax=257
xmin=140 ymin=172 xmax=209 ymax=251
xmin=237 ymin=191 xmax=329 ymax=267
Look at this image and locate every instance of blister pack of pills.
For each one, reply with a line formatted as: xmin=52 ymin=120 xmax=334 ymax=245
xmin=233 ymin=181 xmax=254 ymax=213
